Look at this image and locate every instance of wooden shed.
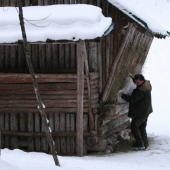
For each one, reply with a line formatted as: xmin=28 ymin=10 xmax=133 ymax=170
xmin=0 ymin=0 xmax=169 ymax=155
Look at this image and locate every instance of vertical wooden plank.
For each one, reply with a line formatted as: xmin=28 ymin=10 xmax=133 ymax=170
xmin=35 ymin=113 xmax=41 ymax=151
xmin=25 ymin=0 xmax=31 ymax=6
xmin=70 ymin=113 xmax=75 ymax=154
xmin=32 ymin=0 xmax=38 ymax=5
xmin=38 ymin=0 xmax=43 ymax=5
xmin=83 ymin=114 xmax=88 ymax=132
xmin=2 ymin=0 xmax=9 ymax=6
xmin=65 ymin=44 xmax=70 ymax=69
xmin=54 ymin=113 xmax=60 ymax=154
xmin=41 ymin=115 xmax=48 ymax=153
xmin=94 ymin=114 xmax=99 ymax=131
xmin=11 ymin=113 xmax=18 ymax=149
xmin=19 ymin=113 xmax=27 ymax=132
xmin=70 ymin=44 xmax=76 ymax=69
xmin=106 ymin=3 xmax=111 ymax=81
xmin=49 ymin=113 xmax=54 ymax=154
xmin=76 ymin=42 xmax=84 ymax=156
xmin=64 ymin=0 xmax=70 ymax=3
xmin=58 ymin=0 xmax=63 ymax=4
xmin=102 ymin=0 xmax=106 ymax=91
xmin=46 ymin=43 xmax=52 ymax=69
xmin=28 ymin=113 xmax=34 ymax=151
xmin=81 ymin=0 xmax=87 ymax=3
xmin=19 ymin=113 xmax=26 ymax=149
xmin=60 ymin=114 xmax=66 ymax=154
xmin=44 ymin=0 xmax=51 ymax=5
xmin=18 ymin=44 xmax=26 ymax=69
xmin=59 ymin=44 xmax=65 ymax=69
xmin=89 ymin=42 xmax=98 ymax=72
xmin=4 ymin=113 xmax=10 ymax=148
xmin=110 ymin=6 xmax=114 ymax=68
xmin=70 ymin=0 xmax=75 ymax=4
xmin=10 ymin=0 xmax=16 ymax=6
xmin=49 ymin=113 xmax=54 ymax=131
xmin=26 ymin=43 xmax=31 ymax=69
xmin=0 ymin=113 xmax=4 ymax=148
xmin=52 ymin=44 xmax=59 ymax=69
xmin=66 ymin=114 xmax=71 ymax=154
xmin=39 ymin=44 xmax=46 ymax=69
xmin=76 ymin=0 xmax=80 ymax=4
xmin=84 ymin=42 xmax=94 ymax=131
xmin=97 ymin=41 xmax=102 ymax=94
xmin=10 ymin=45 xmax=17 ymax=69
xmin=31 ymin=44 xmax=39 ymax=69
xmin=83 ymin=114 xmax=88 ymax=154
xmin=114 ymin=8 xmax=119 ymax=57
xmin=0 ymin=46 xmax=5 ymax=69
xmin=5 ymin=46 xmax=10 ymax=68
xmin=97 ymin=0 xmax=101 ymax=7
xmin=97 ymin=1 xmax=102 ymax=94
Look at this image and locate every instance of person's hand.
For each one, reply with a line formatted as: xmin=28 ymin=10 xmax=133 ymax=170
xmin=119 ymin=92 xmax=122 ymax=96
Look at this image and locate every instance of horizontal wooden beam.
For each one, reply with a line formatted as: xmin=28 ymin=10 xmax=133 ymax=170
xmin=0 ymin=94 xmax=89 ymax=100
xmin=1 ymin=131 xmax=97 ymax=137
xmin=0 ymin=103 xmax=99 ymax=109
xmin=0 ymin=68 xmax=77 ymax=74
xmin=0 ymin=72 xmax=99 ymax=80
xmin=0 ymin=78 xmax=99 ymax=84
xmin=0 ymin=107 xmax=89 ymax=113
xmin=0 ymin=83 xmax=78 ymax=90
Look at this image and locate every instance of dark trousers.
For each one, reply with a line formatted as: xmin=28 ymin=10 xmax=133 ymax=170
xmin=131 ymin=116 xmax=148 ymax=146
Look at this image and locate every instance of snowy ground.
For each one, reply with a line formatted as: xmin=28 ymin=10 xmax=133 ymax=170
xmin=1 ymin=0 xmax=170 ymax=170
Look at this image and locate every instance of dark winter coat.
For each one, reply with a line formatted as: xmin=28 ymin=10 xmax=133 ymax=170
xmin=121 ymin=80 xmax=153 ymax=118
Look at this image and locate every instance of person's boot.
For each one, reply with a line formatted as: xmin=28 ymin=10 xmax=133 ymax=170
xmin=143 ymin=140 xmax=149 ymax=149
xmin=132 ymin=141 xmax=145 ymax=151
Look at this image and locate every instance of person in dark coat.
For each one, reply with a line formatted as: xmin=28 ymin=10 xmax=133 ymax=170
xmin=119 ymin=74 xmax=153 ymax=150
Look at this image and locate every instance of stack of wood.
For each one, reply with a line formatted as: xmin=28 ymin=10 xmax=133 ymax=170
xmin=86 ymin=103 xmax=130 ymax=153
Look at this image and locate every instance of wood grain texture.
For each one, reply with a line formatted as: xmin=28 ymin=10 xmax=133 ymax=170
xmin=76 ymin=41 xmax=84 ymax=156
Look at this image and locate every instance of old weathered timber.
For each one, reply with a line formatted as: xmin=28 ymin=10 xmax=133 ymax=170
xmin=102 ymin=23 xmax=134 ymax=102
xmin=18 ymin=0 xmax=59 ymax=165
xmin=76 ymin=41 xmax=84 ymax=156
xmin=83 ymin=41 xmax=94 ymax=132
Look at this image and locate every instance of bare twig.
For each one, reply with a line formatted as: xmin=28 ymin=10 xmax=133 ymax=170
xmin=15 ymin=6 xmax=51 ymax=28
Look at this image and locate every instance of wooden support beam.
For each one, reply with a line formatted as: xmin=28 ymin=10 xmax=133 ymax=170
xmin=1 ymin=131 xmax=96 ymax=137
xmin=76 ymin=41 xmax=84 ymax=156
xmin=0 ymin=107 xmax=89 ymax=113
xmin=102 ymin=23 xmax=134 ymax=102
xmin=83 ymin=41 xmax=94 ymax=132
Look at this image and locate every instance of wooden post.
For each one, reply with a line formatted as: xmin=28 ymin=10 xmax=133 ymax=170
xmin=76 ymin=41 xmax=84 ymax=156
xmin=82 ymin=41 xmax=94 ymax=131
xmin=18 ymin=0 xmax=60 ymax=166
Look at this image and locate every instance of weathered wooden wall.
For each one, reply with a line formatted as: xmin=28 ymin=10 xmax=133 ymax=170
xmin=0 ymin=112 xmax=90 ymax=154
xmin=0 ymin=0 xmax=126 ymax=94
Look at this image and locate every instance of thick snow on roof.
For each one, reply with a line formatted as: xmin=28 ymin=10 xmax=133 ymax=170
xmin=0 ymin=4 xmax=112 ymax=43
xmin=107 ymin=0 xmax=169 ymax=36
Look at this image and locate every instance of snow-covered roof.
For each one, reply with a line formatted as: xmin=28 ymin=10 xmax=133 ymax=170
xmin=0 ymin=4 xmax=112 ymax=43
xmin=107 ymin=0 xmax=170 ymax=36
